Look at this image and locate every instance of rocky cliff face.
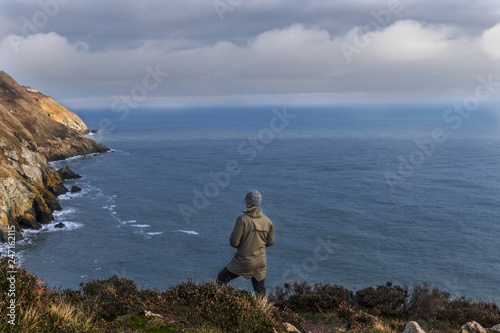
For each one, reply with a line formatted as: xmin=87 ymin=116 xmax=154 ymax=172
xmin=0 ymin=71 xmax=109 ymax=242
xmin=24 ymin=86 xmax=89 ymax=134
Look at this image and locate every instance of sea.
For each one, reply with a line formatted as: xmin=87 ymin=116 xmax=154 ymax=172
xmin=3 ymin=104 xmax=500 ymax=303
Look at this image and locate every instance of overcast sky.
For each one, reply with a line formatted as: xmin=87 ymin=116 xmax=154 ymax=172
xmin=1 ymin=0 xmax=500 ymax=108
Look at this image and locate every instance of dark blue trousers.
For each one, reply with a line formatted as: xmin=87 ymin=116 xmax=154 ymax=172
xmin=216 ymin=266 xmax=266 ymax=294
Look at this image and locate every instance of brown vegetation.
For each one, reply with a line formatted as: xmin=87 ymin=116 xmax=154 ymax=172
xmin=2 ymin=259 xmax=498 ymax=333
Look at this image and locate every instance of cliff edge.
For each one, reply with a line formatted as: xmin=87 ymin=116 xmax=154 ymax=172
xmin=24 ymin=86 xmax=89 ymax=134
xmin=0 ymin=71 xmax=109 ymax=242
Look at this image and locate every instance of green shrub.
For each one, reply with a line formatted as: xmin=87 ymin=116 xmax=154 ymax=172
xmin=439 ymin=297 xmax=500 ymax=327
xmin=0 ymin=258 xmax=100 ymax=332
xmin=0 ymin=258 xmax=49 ymax=311
xmin=407 ymin=282 xmax=450 ymax=320
xmin=273 ymin=280 xmax=353 ymax=313
xmin=336 ymin=300 xmax=377 ymax=329
xmin=355 ymin=281 xmax=409 ymax=318
xmin=79 ymin=275 xmax=160 ymax=321
xmin=165 ymin=280 xmax=294 ymax=332
xmin=4 ymin=258 xmax=499 ymax=333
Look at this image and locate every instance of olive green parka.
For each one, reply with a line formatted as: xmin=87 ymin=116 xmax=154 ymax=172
xmin=226 ymin=206 xmax=274 ymax=281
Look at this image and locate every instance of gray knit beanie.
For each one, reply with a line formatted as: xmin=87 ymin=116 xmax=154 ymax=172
xmin=245 ymin=190 xmax=262 ymax=207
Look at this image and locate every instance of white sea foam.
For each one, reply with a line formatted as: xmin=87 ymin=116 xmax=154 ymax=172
xmin=85 ymin=130 xmax=100 ymax=136
xmin=65 ymin=154 xmax=87 ymax=161
xmin=133 ymin=230 xmax=164 ymax=239
xmin=121 ymin=220 xmax=137 ymax=224
xmin=2 ymin=221 xmax=84 ymax=262
xmin=58 ymin=188 xmax=89 ymax=201
xmin=178 ymin=230 xmax=199 ymax=235
xmin=53 ymin=207 xmax=77 ymax=217
xmin=46 ymin=221 xmax=84 ymax=232
xmin=146 ymin=232 xmax=164 ymax=236
xmin=0 ymin=242 xmax=12 ymax=258
xmin=20 ymin=228 xmax=39 ymax=236
xmin=48 ymin=154 xmax=88 ymax=168
xmin=131 ymin=224 xmax=151 ymax=228
xmin=21 ymin=221 xmax=84 ymax=234
xmin=58 ymin=193 xmax=72 ymax=201
xmin=0 ymin=242 xmax=26 ymax=265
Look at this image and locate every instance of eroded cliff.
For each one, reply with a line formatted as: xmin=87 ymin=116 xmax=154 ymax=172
xmin=24 ymin=86 xmax=89 ymax=134
xmin=0 ymin=71 xmax=109 ymax=242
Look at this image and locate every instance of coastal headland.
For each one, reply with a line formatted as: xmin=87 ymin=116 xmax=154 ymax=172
xmin=0 ymin=71 xmax=108 ymax=243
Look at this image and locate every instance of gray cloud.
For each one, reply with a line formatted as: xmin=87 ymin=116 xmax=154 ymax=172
xmin=1 ymin=0 xmax=499 ymax=107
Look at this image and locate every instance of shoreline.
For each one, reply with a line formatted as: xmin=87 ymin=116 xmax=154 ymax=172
xmin=0 ymin=71 xmax=110 ymax=244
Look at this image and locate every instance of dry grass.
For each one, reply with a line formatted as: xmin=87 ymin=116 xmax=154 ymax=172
xmin=2 ymin=258 xmax=499 ymax=333
xmin=48 ymin=298 xmax=96 ymax=330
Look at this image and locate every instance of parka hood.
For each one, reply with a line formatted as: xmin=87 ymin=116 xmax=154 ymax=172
xmin=243 ymin=206 xmax=263 ymax=218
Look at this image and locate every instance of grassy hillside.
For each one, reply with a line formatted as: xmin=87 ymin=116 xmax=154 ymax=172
xmin=1 ymin=258 xmax=499 ymax=333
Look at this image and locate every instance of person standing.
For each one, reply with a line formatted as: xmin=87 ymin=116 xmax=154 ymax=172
xmin=216 ymin=190 xmax=274 ymax=294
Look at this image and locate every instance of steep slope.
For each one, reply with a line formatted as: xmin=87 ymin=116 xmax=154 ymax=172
xmin=0 ymin=71 xmax=109 ymax=242
xmin=25 ymin=86 xmax=89 ymax=133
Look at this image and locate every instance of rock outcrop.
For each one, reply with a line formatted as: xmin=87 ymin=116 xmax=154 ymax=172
xmin=54 ymin=222 xmax=65 ymax=229
xmin=0 ymin=71 xmax=109 ymax=242
xmin=58 ymin=166 xmax=82 ymax=180
xmin=283 ymin=323 xmax=301 ymax=332
xmin=402 ymin=321 xmax=426 ymax=333
xmin=491 ymin=324 xmax=500 ymax=333
xmin=70 ymin=186 xmax=82 ymax=193
xmin=459 ymin=322 xmax=487 ymax=333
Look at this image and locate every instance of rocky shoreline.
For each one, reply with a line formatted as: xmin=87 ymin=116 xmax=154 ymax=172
xmin=0 ymin=71 xmax=109 ymax=243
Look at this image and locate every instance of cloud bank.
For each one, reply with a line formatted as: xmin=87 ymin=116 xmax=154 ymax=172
xmin=0 ymin=0 xmax=499 ymax=107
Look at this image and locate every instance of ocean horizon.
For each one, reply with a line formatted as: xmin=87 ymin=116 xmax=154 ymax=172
xmin=4 ymin=104 xmax=500 ymax=304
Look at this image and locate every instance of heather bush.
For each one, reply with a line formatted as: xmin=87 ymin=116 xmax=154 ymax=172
xmin=355 ymin=281 xmax=409 ymax=318
xmin=0 ymin=258 xmax=49 ymax=312
xmin=0 ymin=258 xmax=99 ymax=332
xmin=80 ymin=275 xmax=142 ymax=321
xmin=273 ymin=280 xmax=354 ymax=312
xmin=407 ymin=282 xmax=450 ymax=320
xmin=439 ymin=297 xmax=500 ymax=327
xmin=165 ymin=280 xmax=300 ymax=332
xmin=79 ymin=275 xmax=162 ymax=322
xmin=271 ymin=280 xmax=388 ymax=330
xmin=336 ymin=300 xmax=378 ymax=329
xmin=3 ymin=259 xmax=499 ymax=333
